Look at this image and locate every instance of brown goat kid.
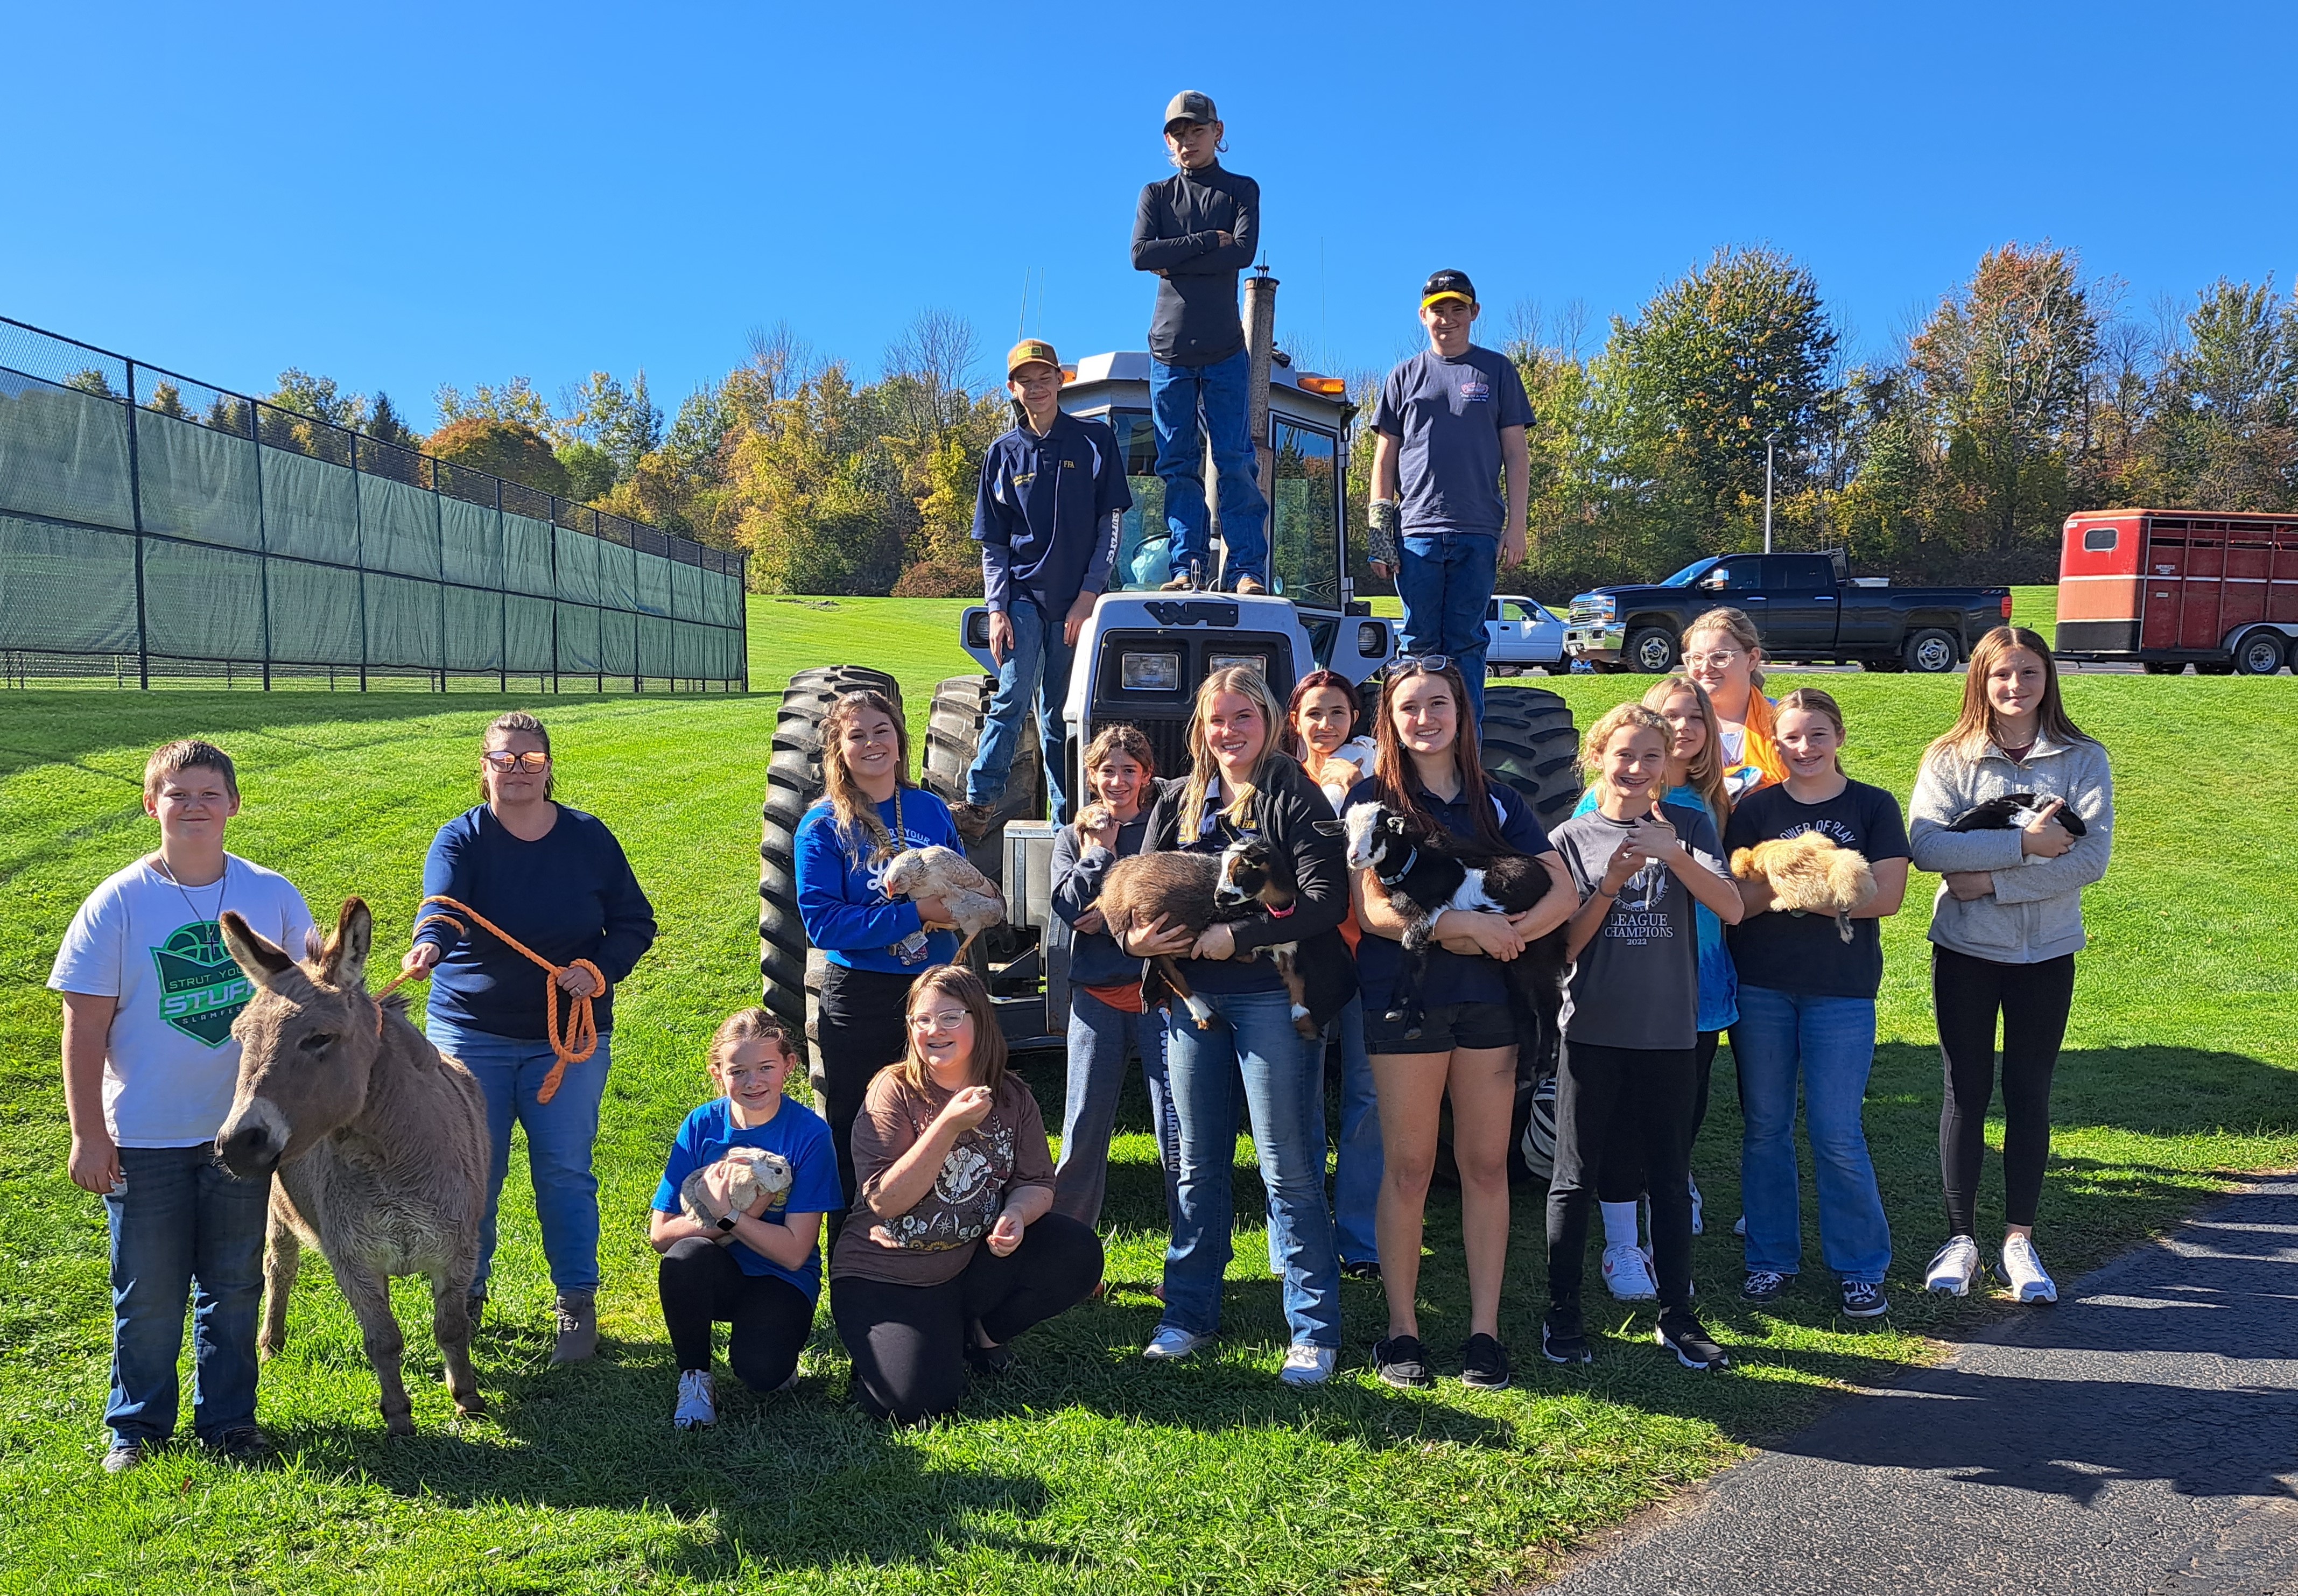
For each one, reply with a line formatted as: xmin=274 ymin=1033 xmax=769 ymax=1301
xmin=1095 ymin=836 xmax=1318 ymax=1039
xmin=215 ymin=898 xmax=490 ymax=1436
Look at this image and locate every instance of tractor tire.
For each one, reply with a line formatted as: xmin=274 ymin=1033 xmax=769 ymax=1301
xmin=760 ymin=665 xmax=903 ymax=1085
xmin=1903 ymin=628 xmax=1960 ymax=674
xmin=919 ymin=674 xmax=1045 ymax=888
xmin=1479 ymin=684 xmax=1584 ymax=831
xmin=1627 ymin=626 xmax=1679 ymax=674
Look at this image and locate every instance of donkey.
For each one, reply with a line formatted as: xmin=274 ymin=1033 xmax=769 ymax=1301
xmin=215 ymin=898 xmax=490 ymax=1436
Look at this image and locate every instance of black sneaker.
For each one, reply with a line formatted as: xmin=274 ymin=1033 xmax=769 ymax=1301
xmin=1656 ymin=1310 xmax=1731 ymax=1372
xmin=1540 ymin=1310 xmax=1592 ymax=1366
xmin=1839 ymin=1279 xmax=1890 ymax=1319
xmin=964 ymin=1321 xmax=1014 ymax=1378
xmin=209 ymin=1425 xmax=275 ymax=1464
xmin=1339 ymin=1258 xmax=1383 ymax=1283
xmin=1740 ymin=1269 xmax=1791 ymax=1305
xmin=1459 ymin=1333 xmax=1511 ymax=1390
xmin=1371 ymin=1334 xmax=1431 ymax=1388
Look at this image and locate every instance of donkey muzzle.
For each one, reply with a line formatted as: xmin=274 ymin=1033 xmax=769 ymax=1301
xmin=216 ymin=1098 xmax=290 ymax=1178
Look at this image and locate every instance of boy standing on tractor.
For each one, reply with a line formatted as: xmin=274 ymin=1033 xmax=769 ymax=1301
xmin=1367 ymin=270 xmax=1533 ymax=727
xmin=951 ymin=339 xmax=1131 ymax=841
xmin=1131 ymin=89 xmax=1267 ymax=595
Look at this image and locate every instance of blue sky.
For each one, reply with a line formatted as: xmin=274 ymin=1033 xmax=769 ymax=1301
xmin=8 ymin=2 xmax=2293 ymax=426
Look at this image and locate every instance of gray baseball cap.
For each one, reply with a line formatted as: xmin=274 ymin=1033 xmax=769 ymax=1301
xmin=1164 ymin=90 xmax=1218 ymax=130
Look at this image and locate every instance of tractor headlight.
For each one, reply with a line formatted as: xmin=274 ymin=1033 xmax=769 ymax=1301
xmin=1208 ymin=653 xmax=1266 ymax=677
xmin=1358 ymin=622 xmax=1386 ymax=657
xmin=1121 ymin=652 xmax=1181 ymax=691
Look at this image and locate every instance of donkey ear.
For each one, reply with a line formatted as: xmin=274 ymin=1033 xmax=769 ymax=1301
xmin=220 ymin=910 xmax=295 ymax=989
xmin=319 ymin=898 xmax=373 ymax=988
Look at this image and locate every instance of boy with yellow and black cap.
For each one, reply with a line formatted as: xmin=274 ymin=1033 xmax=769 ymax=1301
xmin=950 ymin=339 xmax=1131 ymax=841
xmin=1131 ymin=89 xmax=1267 ymax=594
xmin=1368 ymin=270 xmax=1533 ymax=728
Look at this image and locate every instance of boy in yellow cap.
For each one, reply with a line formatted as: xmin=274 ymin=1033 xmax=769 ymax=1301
xmin=950 ymin=340 xmax=1131 ymax=840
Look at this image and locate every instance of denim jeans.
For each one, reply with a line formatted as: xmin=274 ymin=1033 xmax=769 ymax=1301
xmin=103 ymin=1142 xmax=270 ymax=1446
xmin=428 ymin=1017 xmax=612 ymax=1297
xmin=1328 ymin=996 xmax=1383 ymax=1267
xmin=1151 ymin=348 xmax=1268 ymax=587
xmin=967 ymin=592 xmax=1073 ymax=820
xmin=1054 ymin=988 xmax=1177 ymax=1229
xmin=1735 ymin=985 xmax=1892 ymax=1283
xmin=1159 ymin=987 xmax=1341 ymax=1349
xmin=1396 ymin=529 xmax=1499 ymax=726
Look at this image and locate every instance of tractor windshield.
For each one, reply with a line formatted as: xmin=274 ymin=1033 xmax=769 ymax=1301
xmin=1106 ymin=411 xmax=1169 ymax=592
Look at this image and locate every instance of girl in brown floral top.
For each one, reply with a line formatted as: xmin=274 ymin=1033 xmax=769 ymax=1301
xmin=829 ymin=966 xmax=1103 ymax=1421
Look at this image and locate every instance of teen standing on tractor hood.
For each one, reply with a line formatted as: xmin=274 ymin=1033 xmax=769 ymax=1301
xmin=1132 ymin=89 xmax=1268 ymax=595
xmin=1367 ymin=270 xmax=1534 ymax=728
xmin=951 ymin=340 xmax=1130 ymax=840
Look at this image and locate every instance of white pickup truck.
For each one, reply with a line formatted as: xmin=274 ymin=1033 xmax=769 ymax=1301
xmin=1485 ymin=594 xmax=1566 ymax=674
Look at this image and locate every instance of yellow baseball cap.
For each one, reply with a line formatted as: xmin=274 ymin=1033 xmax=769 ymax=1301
xmin=1006 ymin=339 xmax=1060 ymax=378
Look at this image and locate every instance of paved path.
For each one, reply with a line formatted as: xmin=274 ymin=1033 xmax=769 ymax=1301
xmin=1536 ymin=1176 xmax=2298 ymax=1596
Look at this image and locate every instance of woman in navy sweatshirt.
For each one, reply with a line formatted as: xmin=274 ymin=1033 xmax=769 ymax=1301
xmin=398 ymin=712 xmax=656 ymax=1365
xmin=793 ymin=690 xmax=966 ymax=1226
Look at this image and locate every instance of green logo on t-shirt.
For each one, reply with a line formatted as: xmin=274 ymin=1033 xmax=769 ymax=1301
xmin=150 ymin=920 xmax=254 ymax=1049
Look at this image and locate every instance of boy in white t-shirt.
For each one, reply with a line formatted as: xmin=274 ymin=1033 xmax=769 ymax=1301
xmin=48 ymin=740 xmax=314 ymax=1473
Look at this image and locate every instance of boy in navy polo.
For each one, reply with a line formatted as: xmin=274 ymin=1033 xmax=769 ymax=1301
xmin=1368 ymin=270 xmax=1533 ymax=727
xmin=950 ymin=339 xmax=1131 ymax=841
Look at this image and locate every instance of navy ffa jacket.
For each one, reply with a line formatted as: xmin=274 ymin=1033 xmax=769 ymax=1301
xmin=1130 ymin=161 xmax=1260 ymax=367
xmin=973 ymin=410 xmax=1131 ymax=615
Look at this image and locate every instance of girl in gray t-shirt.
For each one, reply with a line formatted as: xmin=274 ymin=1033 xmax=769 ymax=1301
xmin=1540 ymin=706 xmax=1742 ymax=1374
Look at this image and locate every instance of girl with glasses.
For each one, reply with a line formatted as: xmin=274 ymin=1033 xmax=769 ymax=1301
xmin=830 ymin=967 xmax=1101 ymax=1422
xmin=399 ymin=711 xmax=657 ymax=1365
xmin=1681 ymin=608 xmax=1787 ymax=805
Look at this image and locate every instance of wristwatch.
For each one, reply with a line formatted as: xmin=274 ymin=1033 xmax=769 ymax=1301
xmin=714 ymin=1211 xmax=738 ymax=1233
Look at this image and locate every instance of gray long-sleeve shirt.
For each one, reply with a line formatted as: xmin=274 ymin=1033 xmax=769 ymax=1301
xmin=1131 ymin=162 xmax=1259 ymax=367
xmin=1907 ymin=734 xmax=2115 ymax=964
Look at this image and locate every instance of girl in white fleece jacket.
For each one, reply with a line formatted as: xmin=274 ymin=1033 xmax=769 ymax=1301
xmin=1908 ymin=627 xmax=2114 ymax=1305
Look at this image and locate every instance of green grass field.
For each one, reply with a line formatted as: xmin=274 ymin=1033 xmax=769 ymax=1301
xmin=2 ymin=593 xmax=2289 ymax=1594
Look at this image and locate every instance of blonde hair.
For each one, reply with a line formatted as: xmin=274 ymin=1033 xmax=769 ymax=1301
xmin=1581 ymin=702 xmax=1672 ymax=802
xmin=893 ymin=965 xmax=1007 ymax=1095
xmin=143 ymin=739 xmax=237 ymax=804
xmin=707 ymin=1007 xmax=799 ymax=1077
xmin=1642 ymin=674 xmax=1730 ymax=831
xmin=1774 ymin=687 xmax=1850 ymax=774
xmin=1179 ymin=666 xmax=1289 ymax=839
xmin=819 ymin=690 xmax=912 ymax=864
xmin=1925 ymin=627 xmax=2093 ymax=768
xmin=1682 ymin=606 xmax=1768 ymax=694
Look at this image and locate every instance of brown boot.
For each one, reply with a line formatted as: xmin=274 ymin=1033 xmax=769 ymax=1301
xmin=1233 ymin=574 xmax=1267 ymax=596
xmin=1159 ymin=573 xmax=1194 ymax=590
xmin=948 ymin=801 xmax=997 ymax=843
xmin=551 ymin=1291 xmax=598 ymax=1364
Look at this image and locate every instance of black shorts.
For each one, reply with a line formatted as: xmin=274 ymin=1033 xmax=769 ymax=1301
xmin=1364 ymin=1000 xmax=1518 ymax=1055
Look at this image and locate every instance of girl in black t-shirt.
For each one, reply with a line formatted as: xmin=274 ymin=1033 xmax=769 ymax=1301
xmin=1723 ymin=689 xmax=1910 ymax=1320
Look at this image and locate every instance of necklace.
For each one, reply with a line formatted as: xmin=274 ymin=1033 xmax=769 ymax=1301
xmin=154 ymin=854 xmax=230 ymax=926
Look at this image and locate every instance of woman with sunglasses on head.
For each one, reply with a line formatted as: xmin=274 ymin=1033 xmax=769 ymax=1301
xmin=400 ymin=711 xmax=657 ymax=1364
xmin=1126 ymin=666 xmax=1358 ymax=1386
xmin=794 ymin=691 xmax=967 ymax=1227
xmin=830 ymin=966 xmax=1101 ymax=1424
xmin=1682 ymin=608 xmax=1787 ymax=805
xmin=1348 ymin=659 xmax=1573 ymax=1389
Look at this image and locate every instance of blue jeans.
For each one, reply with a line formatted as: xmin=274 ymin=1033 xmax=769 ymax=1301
xmin=1151 ymin=349 xmax=1268 ymax=587
xmin=1735 ymin=986 xmax=1892 ymax=1283
xmin=1396 ymin=529 xmax=1499 ymax=726
xmin=1329 ymin=996 xmax=1383 ymax=1267
xmin=1054 ymin=988 xmax=1177 ymax=1228
xmin=1159 ymin=987 xmax=1341 ymax=1349
xmin=968 ymin=593 xmax=1073 ymax=820
xmin=103 ymin=1143 xmax=270 ymax=1446
xmin=428 ymin=1017 xmax=612 ymax=1297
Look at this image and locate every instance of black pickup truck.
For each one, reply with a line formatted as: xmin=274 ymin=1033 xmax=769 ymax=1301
xmin=1562 ymin=552 xmax=2013 ymax=673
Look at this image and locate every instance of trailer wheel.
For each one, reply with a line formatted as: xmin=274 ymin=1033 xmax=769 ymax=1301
xmin=761 ymin=666 xmax=903 ymax=1086
xmin=2143 ymin=660 xmax=2185 ymax=676
xmin=1903 ymin=628 xmax=1959 ymax=673
xmin=1479 ymin=684 xmax=1584 ymax=830
xmin=2195 ymin=659 xmax=2237 ymax=676
xmin=1627 ymin=627 xmax=1678 ymax=673
xmin=919 ymin=674 xmax=1044 ymax=888
xmin=2233 ymin=629 xmax=2289 ymax=676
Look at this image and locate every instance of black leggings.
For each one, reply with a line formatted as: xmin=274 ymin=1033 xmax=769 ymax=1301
xmin=1934 ymin=946 xmax=2077 ymax=1235
xmin=816 ymin=964 xmax=917 ymax=1229
xmin=657 ymin=1237 xmax=816 ymax=1388
xmin=831 ymin=1213 xmax=1103 ymax=1424
xmin=1595 ymin=1030 xmax=1721 ymax=1204
xmin=1547 ymin=1039 xmax=1698 ymax=1314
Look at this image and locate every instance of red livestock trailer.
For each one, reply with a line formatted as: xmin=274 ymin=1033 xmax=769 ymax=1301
xmin=2054 ymin=509 xmax=2298 ymax=675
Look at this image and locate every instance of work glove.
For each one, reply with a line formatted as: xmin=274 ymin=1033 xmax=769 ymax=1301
xmin=1367 ymin=499 xmax=1400 ymax=573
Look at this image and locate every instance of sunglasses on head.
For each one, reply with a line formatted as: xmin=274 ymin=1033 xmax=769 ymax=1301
xmin=484 ymin=751 xmax=550 ymax=772
xmin=1390 ymin=654 xmax=1452 ymax=676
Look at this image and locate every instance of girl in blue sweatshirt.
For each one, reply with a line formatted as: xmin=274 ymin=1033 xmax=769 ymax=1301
xmin=793 ymin=690 xmax=965 ymax=1221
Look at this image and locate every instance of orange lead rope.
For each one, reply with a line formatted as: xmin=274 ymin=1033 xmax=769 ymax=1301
xmin=371 ymin=894 xmax=603 ymax=1104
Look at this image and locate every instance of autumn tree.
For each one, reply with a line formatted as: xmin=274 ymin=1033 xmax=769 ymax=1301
xmin=427 ymin=417 xmax=570 ymax=497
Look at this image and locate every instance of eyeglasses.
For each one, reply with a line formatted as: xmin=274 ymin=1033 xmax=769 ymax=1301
xmin=908 ymin=1009 xmax=969 ymax=1032
xmin=483 ymin=751 xmax=550 ymax=772
xmin=1391 ymin=654 xmax=1452 ymax=674
xmin=1683 ymin=650 xmax=1743 ymax=669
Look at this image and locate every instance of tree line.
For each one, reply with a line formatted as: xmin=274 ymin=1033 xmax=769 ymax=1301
xmin=129 ymin=242 xmax=2297 ymax=596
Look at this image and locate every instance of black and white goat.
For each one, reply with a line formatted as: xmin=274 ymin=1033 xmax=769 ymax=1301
xmin=1096 ymin=836 xmax=1323 ymax=1039
xmin=1327 ymin=799 xmax=1566 ymax=1045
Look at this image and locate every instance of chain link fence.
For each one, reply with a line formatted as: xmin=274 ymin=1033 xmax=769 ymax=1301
xmin=0 ymin=315 xmax=748 ymax=692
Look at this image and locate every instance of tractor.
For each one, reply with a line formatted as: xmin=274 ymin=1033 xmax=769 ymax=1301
xmin=760 ymin=275 xmax=1583 ymax=1101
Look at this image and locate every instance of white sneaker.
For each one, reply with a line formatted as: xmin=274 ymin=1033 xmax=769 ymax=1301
xmin=1143 ymin=1325 xmax=1211 ymax=1361
xmin=1732 ymin=1214 xmax=1747 ymax=1237
xmin=1688 ymin=1175 xmax=1704 ymax=1236
xmin=1603 ymin=1242 xmax=1659 ymax=1302
xmin=1924 ymin=1236 xmax=1981 ymax=1297
xmin=2000 ymin=1235 xmax=2058 ymax=1303
xmin=672 ymin=1369 xmax=717 ymax=1430
xmin=1279 ymin=1343 xmax=1336 ymax=1386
